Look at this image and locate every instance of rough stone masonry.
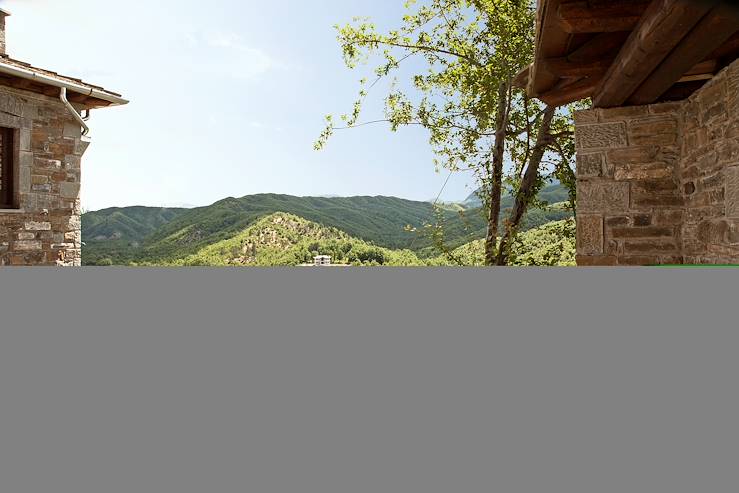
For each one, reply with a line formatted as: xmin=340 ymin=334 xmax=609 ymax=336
xmin=575 ymin=58 xmax=739 ymax=266
xmin=0 ymin=87 xmax=87 ymax=266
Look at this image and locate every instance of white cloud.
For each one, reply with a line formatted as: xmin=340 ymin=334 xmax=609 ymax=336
xmin=185 ymin=31 xmax=288 ymax=80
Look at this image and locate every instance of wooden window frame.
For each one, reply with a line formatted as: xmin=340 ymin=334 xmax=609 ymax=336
xmin=0 ymin=126 xmax=17 ymax=209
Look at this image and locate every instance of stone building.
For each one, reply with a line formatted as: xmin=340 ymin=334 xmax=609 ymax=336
xmin=518 ymin=0 xmax=739 ymax=265
xmin=0 ymin=8 xmax=127 ymax=266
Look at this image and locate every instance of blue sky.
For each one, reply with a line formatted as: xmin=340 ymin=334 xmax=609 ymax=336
xmin=3 ymin=0 xmax=478 ymax=211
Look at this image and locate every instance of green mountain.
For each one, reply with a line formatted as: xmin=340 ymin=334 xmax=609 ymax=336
xmin=431 ymin=219 xmax=576 ymax=267
xmin=173 ymin=212 xmax=425 ymax=267
xmin=86 ymin=210 xmax=574 ymax=267
xmin=82 ymin=206 xmax=187 ymax=242
xmin=462 ymin=182 xmax=571 ymax=209
xmin=83 ymin=195 xmax=486 ymax=265
xmin=82 ymin=191 xmax=573 ymax=266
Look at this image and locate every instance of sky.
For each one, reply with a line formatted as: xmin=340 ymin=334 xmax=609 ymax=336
xmin=2 ymin=0 xmax=478 ymax=211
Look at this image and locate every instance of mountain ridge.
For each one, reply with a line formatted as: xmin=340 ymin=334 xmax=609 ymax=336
xmin=82 ymin=186 xmax=572 ymax=266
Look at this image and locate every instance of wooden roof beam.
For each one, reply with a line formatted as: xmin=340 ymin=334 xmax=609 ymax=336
xmin=542 ymin=57 xmax=612 ymax=78
xmin=544 ymin=57 xmax=719 ymax=81
xmin=708 ymin=31 xmax=739 ymax=59
xmin=565 ymin=31 xmax=631 ymax=63
xmin=629 ymin=3 xmax=739 ymax=105
xmin=530 ymin=57 xmax=719 ymax=106
xmin=558 ymin=0 xmax=651 ymax=33
xmin=529 ymin=0 xmax=570 ymax=97
xmin=539 ymin=76 xmax=602 ymax=107
xmin=593 ymin=0 xmax=718 ymax=108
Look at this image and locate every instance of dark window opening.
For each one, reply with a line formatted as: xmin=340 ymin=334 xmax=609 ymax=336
xmin=0 ymin=127 xmax=16 ymax=209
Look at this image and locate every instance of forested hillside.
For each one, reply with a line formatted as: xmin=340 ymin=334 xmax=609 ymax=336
xmin=82 ymin=206 xmax=187 ymax=242
xmin=82 ymin=186 xmax=573 ymax=266
xmin=172 ymin=213 xmax=424 ymax=267
xmin=461 ymin=182 xmax=570 ymax=209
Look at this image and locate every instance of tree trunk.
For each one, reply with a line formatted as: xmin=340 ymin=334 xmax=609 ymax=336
xmin=484 ymin=81 xmax=510 ymax=266
xmin=495 ymin=106 xmax=555 ymax=266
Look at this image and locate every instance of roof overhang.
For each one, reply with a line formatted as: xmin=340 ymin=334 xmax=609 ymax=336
xmin=517 ymin=0 xmax=739 ymax=107
xmin=0 ymin=58 xmax=128 ymax=109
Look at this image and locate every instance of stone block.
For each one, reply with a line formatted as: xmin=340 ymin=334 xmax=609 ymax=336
xmin=727 ymin=166 xmax=739 ymax=218
xmin=654 ymin=210 xmax=684 ymax=225
xmin=599 ymin=105 xmax=649 ymax=121
xmin=628 ymin=117 xmax=678 ymax=146
xmin=618 ymin=256 xmax=660 ymax=266
xmin=59 ymin=182 xmax=81 ymax=199
xmin=624 ymin=240 xmax=678 ymax=254
xmin=577 ymin=215 xmax=603 ymax=255
xmin=606 ymin=146 xmax=660 ymax=164
xmin=0 ymin=112 xmax=20 ymax=129
xmin=631 ymin=179 xmax=678 ymax=195
xmin=19 ymin=128 xmax=31 ymax=151
xmin=578 ymin=181 xmax=630 ymax=213
xmin=611 ymin=227 xmax=674 ymax=239
xmin=34 ymin=158 xmax=62 ymax=169
xmin=698 ymin=172 xmax=724 ymax=192
xmin=63 ymin=122 xmax=82 ymax=139
xmin=695 ymin=151 xmax=719 ymax=171
xmin=573 ymin=109 xmax=598 ymax=125
xmin=576 ymin=153 xmax=604 ymax=178
xmin=25 ymin=221 xmax=51 ymax=231
xmin=0 ymin=93 xmax=23 ymax=116
xmin=21 ymin=102 xmax=38 ymax=120
xmin=576 ymin=123 xmax=627 ymax=149
xmin=19 ymin=151 xmax=34 ymax=169
xmin=576 ymin=255 xmax=618 ymax=266
xmin=702 ymin=103 xmax=726 ymax=123
xmin=14 ymin=240 xmax=42 ymax=251
xmin=685 ymin=205 xmax=723 ymax=223
xmin=52 ymin=171 xmax=68 ymax=183
xmin=683 ymin=239 xmax=708 ymax=255
xmin=696 ymin=220 xmax=730 ymax=245
xmin=605 ymin=216 xmax=630 ymax=228
xmin=74 ymin=138 xmax=91 ymax=156
xmin=632 ymin=194 xmax=684 ymax=208
xmin=717 ymin=140 xmax=739 ymax=165
xmin=696 ymin=78 xmax=726 ymax=109
xmin=649 ymin=102 xmax=683 ymax=114
xmin=615 ymin=162 xmax=673 ymax=181
xmin=19 ymin=166 xmax=31 ymax=192
xmin=633 ymin=214 xmax=652 ymax=227
xmin=51 ymin=243 xmax=75 ymax=250
xmin=64 ymin=155 xmax=81 ymax=169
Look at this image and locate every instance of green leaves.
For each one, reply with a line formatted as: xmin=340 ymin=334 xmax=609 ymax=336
xmin=318 ymin=0 xmax=582 ymax=264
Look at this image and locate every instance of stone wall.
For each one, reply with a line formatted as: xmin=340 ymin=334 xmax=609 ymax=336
xmin=574 ymin=58 xmax=739 ymax=266
xmin=680 ymin=61 xmax=739 ymax=264
xmin=0 ymin=87 xmax=87 ymax=266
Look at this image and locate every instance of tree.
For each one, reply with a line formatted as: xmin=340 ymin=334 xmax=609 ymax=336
xmin=317 ymin=0 xmax=577 ymax=265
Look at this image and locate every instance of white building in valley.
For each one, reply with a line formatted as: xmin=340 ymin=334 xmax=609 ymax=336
xmin=314 ymin=255 xmax=332 ymax=266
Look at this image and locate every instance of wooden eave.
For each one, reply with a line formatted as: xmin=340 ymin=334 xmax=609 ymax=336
xmin=518 ymin=0 xmax=739 ymax=108
xmin=0 ymin=55 xmax=125 ymax=109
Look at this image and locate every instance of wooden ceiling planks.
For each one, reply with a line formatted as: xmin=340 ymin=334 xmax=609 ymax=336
xmin=520 ymin=0 xmax=739 ymax=108
xmin=628 ymin=2 xmax=739 ymax=105
xmin=593 ymin=0 xmax=718 ymax=107
xmin=528 ymin=0 xmax=570 ymax=97
xmin=558 ymin=0 xmax=651 ymax=33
